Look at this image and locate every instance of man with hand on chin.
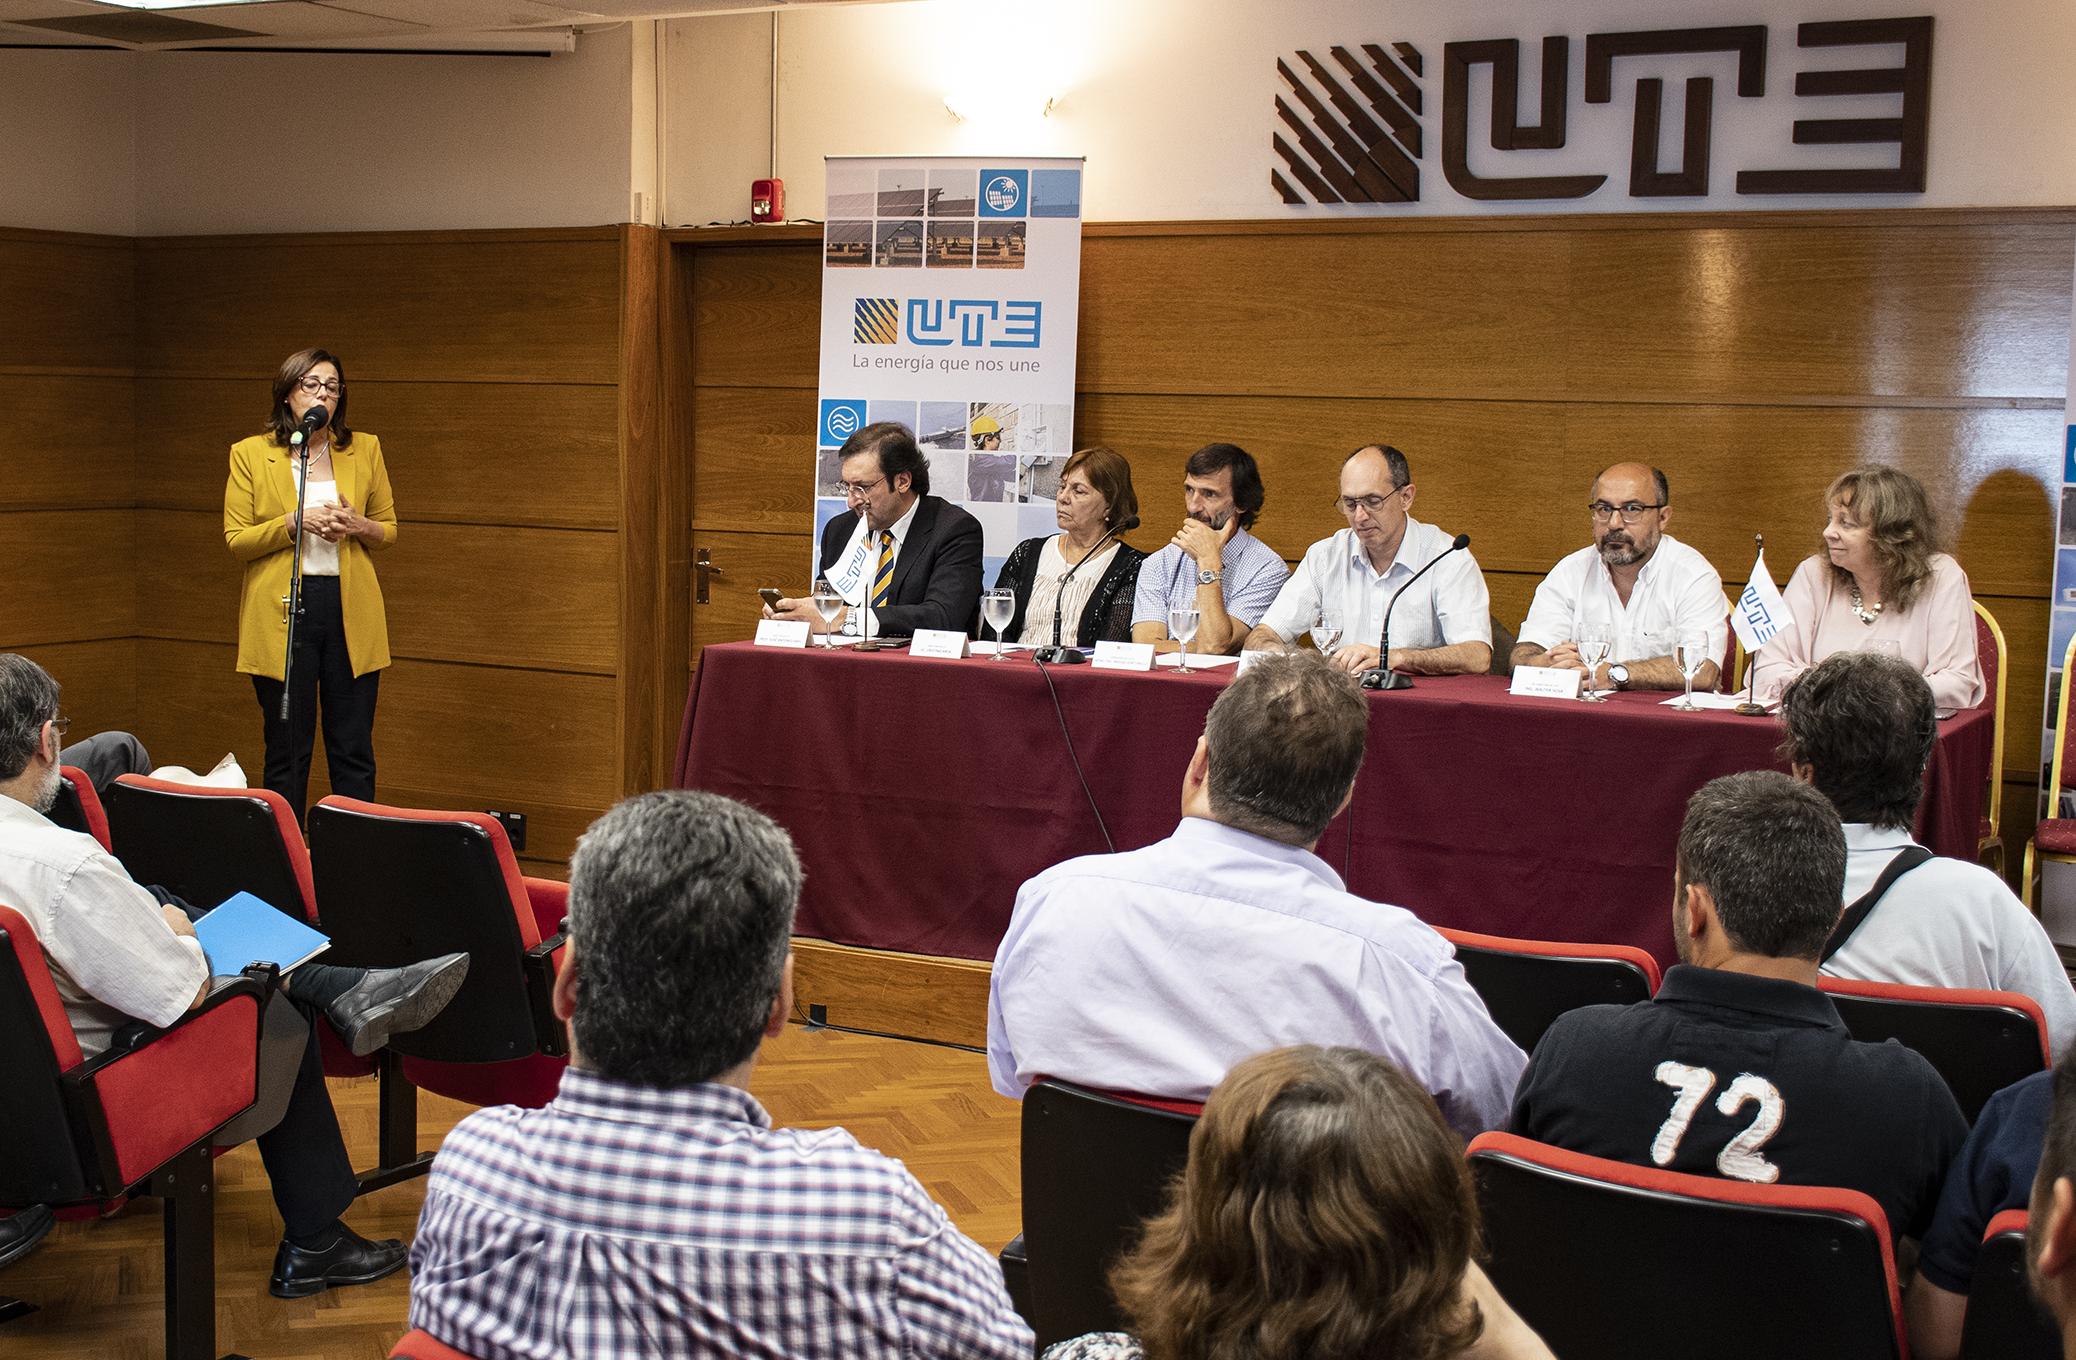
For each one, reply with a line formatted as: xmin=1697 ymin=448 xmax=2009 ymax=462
xmin=1130 ymin=443 xmax=1288 ymax=655
xmin=1245 ymin=443 xmax=1491 ymax=676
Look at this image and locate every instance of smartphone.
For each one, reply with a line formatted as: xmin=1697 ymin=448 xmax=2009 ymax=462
xmin=758 ymin=587 xmax=785 ymax=610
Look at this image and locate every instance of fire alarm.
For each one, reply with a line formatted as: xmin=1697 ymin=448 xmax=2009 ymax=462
xmin=751 ymin=178 xmax=785 ymax=224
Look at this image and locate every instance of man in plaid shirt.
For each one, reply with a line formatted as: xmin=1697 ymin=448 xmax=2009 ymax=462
xmin=407 ymin=790 xmax=1031 ymax=1359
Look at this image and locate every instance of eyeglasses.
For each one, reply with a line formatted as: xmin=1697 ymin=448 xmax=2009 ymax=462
xmin=1589 ymin=501 xmax=1666 ymax=522
xmin=296 ymin=377 xmax=343 ymax=397
xmin=1336 ymin=489 xmax=1406 ymax=515
xmin=839 ymin=478 xmax=886 ymax=498
xmin=46 ymin=715 xmax=71 ymax=742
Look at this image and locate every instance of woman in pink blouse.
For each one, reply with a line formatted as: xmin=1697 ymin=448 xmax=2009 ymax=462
xmin=1752 ymin=466 xmax=1983 ymax=713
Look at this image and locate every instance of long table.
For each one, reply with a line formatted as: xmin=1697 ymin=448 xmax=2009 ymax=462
xmin=673 ymin=642 xmax=1994 ymax=971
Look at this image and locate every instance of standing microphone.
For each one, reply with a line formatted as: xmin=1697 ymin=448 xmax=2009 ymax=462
xmin=1360 ymin=533 xmax=1470 ymax=691
xmin=1035 ymin=515 xmax=1140 ymax=664
xmin=290 ymin=403 xmax=329 ymax=449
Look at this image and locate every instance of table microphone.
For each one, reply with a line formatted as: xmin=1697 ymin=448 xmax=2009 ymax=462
xmin=1360 ymin=533 xmax=1470 ymax=691
xmin=1035 ymin=515 xmax=1140 ymax=664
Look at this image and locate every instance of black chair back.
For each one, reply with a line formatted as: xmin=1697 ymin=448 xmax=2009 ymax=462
xmin=1444 ymin=935 xmax=1656 ymax=1054
xmin=0 ymin=913 xmax=92 ymax=1207
xmin=308 ymin=800 xmax=542 ymax=1063
xmin=1471 ymin=1133 xmax=1904 ymax=1360
xmin=1962 ymin=1214 xmax=2061 ymax=1360
xmin=1021 ymin=1081 xmax=1197 ymax=1350
xmin=45 ymin=769 xmax=104 ymax=849
xmin=1820 ymin=981 xmax=2049 ymax=1122
xmin=104 ymin=779 xmax=311 ymax=923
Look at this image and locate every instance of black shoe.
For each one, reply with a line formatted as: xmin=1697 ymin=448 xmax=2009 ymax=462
xmin=326 ymin=952 xmax=470 ymax=1057
xmin=268 ymin=1224 xmax=407 ymax=1299
xmin=0 ymin=1205 xmax=53 ymax=1271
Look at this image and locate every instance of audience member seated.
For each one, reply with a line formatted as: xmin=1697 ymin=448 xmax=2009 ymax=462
xmin=409 ymin=789 xmax=1031 ymax=1359
xmin=991 ymin=445 xmax=1146 ymax=648
xmin=1508 ymin=463 xmax=1727 ymax=692
xmin=1781 ymin=650 xmax=2076 ymax=1053
xmin=988 ymin=652 xmax=1524 ymax=1137
xmin=1752 ymin=466 xmax=1984 ymax=712
xmin=1044 ymin=1045 xmax=1553 ymax=1360
xmin=1131 ymin=443 xmax=1289 ymax=656
xmin=0 ymin=653 xmax=468 ymax=1298
xmin=1910 ymin=1067 xmax=2057 ymax=1360
xmin=1509 ymin=770 xmax=1967 ymax=1244
xmin=1245 ymin=444 xmax=1492 ymax=677
xmin=2026 ymin=1054 xmax=2076 ymax=1357
xmin=55 ymin=728 xmax=151 ymax=794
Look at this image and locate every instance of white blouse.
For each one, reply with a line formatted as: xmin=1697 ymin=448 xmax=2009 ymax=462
xmin=1016 ymin=536 xmax=1120 ymax=646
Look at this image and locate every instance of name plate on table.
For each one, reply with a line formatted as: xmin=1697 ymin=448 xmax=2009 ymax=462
xmin=910 ymin=629 xmax=970 ymax=659
xmin=1091 ymin=640 xmax=1156 ymax=671
xmin=753 ymin=619 xmax=811 ymax=649
xmin=1510 ymin=664 xmax=1583 ymax=700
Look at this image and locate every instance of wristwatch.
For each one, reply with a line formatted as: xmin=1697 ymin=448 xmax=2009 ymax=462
xmin=1197 ymin=568 xmax=1222 ymax=586
xmin=1608 ymin=663 xmax=1631 ymax=691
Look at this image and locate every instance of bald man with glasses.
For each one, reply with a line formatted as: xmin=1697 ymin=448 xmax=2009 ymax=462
xmin=1510 ymin=463 xmax=1728 ymax=692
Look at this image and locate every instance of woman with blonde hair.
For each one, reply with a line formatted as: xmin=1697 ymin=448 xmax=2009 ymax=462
xmin=1752 ymin=466 xmax=1982 ymax=713
xmin=1045 ymin=1045 xmax=1551 ymax=1360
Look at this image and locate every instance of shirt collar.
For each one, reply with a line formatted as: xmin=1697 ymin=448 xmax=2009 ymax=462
xmin=1172 ymin=815 xmax=1346 ymax=892
xmin=550 ymin=1066 xmax=774 ymax=1129
xmin=1383 ymin=517 xmax=1431 ymax=578
xmin=1587 ymin=535 xmax=1672 ymax=589
xmin=879 ymin=495 xmax=922 ymax=547
xmin=1655 ymin=964 xmax=1844 ymax=1030
xmin=0 ymin=793 xmax=53 ymax=830
xmin=1843 ymin=822 xmax=1918 ymax=852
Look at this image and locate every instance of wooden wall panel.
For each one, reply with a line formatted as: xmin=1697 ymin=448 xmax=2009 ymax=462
xmin=0 ymin=376 xmax=135 ymax=510
xmin=690 ymin=386 xmax=816 ymax=533
xmin=20 ymin=639 xmax=135 ymax=750
xmin=0 ymin=230 xmax=134 ymax=374
xmin=687 ymin=242 xmax=820 ymax=388
xmin=134 ymin=378 xmax=622 ymax=529
xmin=2 ymin=510 xmax=134 ymax=646
xmin=687 ymin=529 xmax=813 ymax=667
xmin=136 ymin=231 xmax=623 ymax=384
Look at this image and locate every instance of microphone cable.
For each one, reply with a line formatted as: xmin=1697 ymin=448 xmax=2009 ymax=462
xmin=1032 ymin=653 xmax=1116 ymax=853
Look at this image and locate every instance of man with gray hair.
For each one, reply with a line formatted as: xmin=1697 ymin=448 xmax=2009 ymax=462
xmin=1510 ymin=770 xmax=1967 ymax=1244
xmin=408 ymin=790 xmax=1032 ymax=1359
xmin=987 ymin=652 xmax=1523 ymax=1136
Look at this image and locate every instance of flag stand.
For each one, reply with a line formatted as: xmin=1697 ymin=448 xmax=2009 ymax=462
xmin=1734 ymin=532 xmax=1771 ymax=716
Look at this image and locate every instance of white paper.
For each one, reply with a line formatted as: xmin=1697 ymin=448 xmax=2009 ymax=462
xmin=1510 ymin=664 xmax=1585 ymax=700
xmin=910 ymin=629 xmax=970 ymax=659
xmin=1091 ymin=640 xmax=1157 ymax=672
xmin=1659 ymin=691 xmax=1773 ymax=711
xmin=754 ymin=619 xmax=812 ymax=649
xmin=968 ymin=640 xmax=1030 ymax=656
xmin=1157 ymin=652 xmax=1241 ymax=670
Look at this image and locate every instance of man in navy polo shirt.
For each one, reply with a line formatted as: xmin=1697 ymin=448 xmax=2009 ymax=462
xmin=1510 ymin=770 xmax=1967 ymax=1244
xmin=2028 ymin=1055 xmax=2076 ymax=1357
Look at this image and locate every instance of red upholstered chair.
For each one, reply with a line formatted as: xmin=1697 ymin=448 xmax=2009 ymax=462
xmin=1817 ymin=976 xmax=2050 ymax=1123
xmin=47 ymin=766 xmax=111 ymax=851
xmin=2024 ymin=633 xmax=2076 ymax=909
xmin=1010 ymin=1080 xmax=1201 ymax=1350
xmin=1434 ymin=926 xmax=1660 ymax=1055
xmin=1961 ymin=1209 xmax=2061 ymax=1360
xmin=0 ymin=903 xmax=265 ymax=1360
xmin=307 ymin=797 xmax=569 ymax=1182
xmin=1467 ymin=1131 xmax=1906 ymax=1360
xmin=389 ymin=1330 xmax=482 ymax=1360
xmin=1973 ymin=601 xmax=2008 ymax=871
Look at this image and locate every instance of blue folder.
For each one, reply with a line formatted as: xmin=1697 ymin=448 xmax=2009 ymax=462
xmin=192 ymin=891 xmax=330 ymax=976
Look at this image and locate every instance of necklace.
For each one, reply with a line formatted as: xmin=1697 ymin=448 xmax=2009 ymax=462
xmin=1848 ymin=582 xmax=1884 ymax=626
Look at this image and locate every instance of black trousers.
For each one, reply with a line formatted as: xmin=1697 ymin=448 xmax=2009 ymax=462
xmin=251 ymin=575 xmax=379 ymax=822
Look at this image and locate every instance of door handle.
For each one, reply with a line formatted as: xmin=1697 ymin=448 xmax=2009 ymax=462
xmin=695 ymin=548 xmax=724 ymax=604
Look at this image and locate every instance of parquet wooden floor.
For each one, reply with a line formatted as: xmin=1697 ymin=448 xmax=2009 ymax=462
xmin=0 ymin=1023 xmax=1021 ymax=1359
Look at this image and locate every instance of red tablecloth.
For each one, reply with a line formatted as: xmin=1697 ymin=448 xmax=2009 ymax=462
xmin=673 ymin=643 xmax=1994 ymax=971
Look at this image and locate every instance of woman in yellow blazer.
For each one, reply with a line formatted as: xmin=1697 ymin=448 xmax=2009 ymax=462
xmin=224 ymin=348 xmax=396 ymax=819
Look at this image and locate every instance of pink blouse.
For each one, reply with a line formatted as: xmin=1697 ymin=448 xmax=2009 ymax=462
xmin=1751 ymin=552 xmax=1984 ymax=713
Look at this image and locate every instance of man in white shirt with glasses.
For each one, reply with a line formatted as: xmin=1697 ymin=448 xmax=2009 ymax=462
xmin=1244 ymin=444 xmax=1491 ymax=676
xmin=1510 ymin=463 xmax=1728 ymax=693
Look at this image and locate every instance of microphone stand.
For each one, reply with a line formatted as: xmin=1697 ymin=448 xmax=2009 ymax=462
xmin=277 ymin=428 xmax=315 ymax=722
xmin=1359 ymin=535 xmax=1471 ymax=692
xmin=1035 ymin=517 xmax=1136 ymax=664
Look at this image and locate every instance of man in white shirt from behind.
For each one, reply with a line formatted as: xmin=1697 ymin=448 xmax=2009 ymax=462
xmin=1780 ymin=649 xmax=2076 ymax=1056
xmin=1245 ymin=444 xmax=1492 ymax=676
xmin=1510 ymin=462 xmax=1728 ymax=693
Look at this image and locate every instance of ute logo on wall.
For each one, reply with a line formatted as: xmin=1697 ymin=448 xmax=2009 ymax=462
xmin=1273 ymin=16 xmax=1932 ymax=206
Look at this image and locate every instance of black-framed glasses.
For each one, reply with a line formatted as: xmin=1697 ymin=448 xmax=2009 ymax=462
xmin=1589 ymin=501 xmax=1665 ymax=522
xmin=1336 ymin=488 xmax=1407 ymax=515
xmin=296 ymin=377 xmax=343 ymax=397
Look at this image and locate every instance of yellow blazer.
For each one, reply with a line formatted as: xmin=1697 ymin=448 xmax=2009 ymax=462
xmin=224 ymin=431 xmax=398 ymax=681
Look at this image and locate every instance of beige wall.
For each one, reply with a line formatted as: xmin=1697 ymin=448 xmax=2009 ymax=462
xmin=0 ymin=50 xmax=138 ymax=236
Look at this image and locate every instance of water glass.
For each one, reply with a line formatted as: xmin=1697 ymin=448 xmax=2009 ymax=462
xmin=810 ymin=578 xmax=843 ymax=649
xmin=1168 ymin=605 xmax=1202 ymax=671
xmin=982 ymin=587 xmax=1016 ymax=660
xmin=1578 ymin=624 xmax=1613 ymax=702
xmin=1674 ymin=630 xmax=1709 ymax=711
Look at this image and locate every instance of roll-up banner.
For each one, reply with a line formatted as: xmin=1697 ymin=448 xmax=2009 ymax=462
xmin=815 ymin=156 xmax=1086 ymax=593
xmin=2045 ymin=247 xmax=2076 ymax=939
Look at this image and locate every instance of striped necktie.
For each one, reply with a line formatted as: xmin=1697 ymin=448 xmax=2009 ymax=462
xmin=870 ymin=530 xmax=895 ymax=608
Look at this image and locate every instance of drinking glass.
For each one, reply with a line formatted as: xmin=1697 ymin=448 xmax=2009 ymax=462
xmin=1675 ymin=630 xmax=1709 ymax=711
xmin=982 ymin=587 xmax=1017 ymax=660
xmin=1168 ymin=605 xmax=1202 ymax=671
xmin=810 ymin=578 xmax=843 ymax=649
xmin=1578 ymin=623 xmax=1613 ymax=702
xmin=1308 ymin=614 xmax=1343 ymax=658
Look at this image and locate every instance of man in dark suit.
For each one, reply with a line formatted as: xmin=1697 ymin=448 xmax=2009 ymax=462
xmin=771 ymin=422 xmax=983 ymax=639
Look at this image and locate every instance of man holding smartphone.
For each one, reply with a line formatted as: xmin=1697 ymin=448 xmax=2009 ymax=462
xmin=1129 ymin=443 xmax=1288 ymax=656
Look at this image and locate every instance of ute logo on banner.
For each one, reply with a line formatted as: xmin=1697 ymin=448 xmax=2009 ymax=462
xmin=815 ymin=157 xmax=1086 ymax=606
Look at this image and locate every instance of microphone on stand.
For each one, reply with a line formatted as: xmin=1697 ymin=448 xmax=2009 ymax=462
xmin=290 ymin=403 xmax=329 ymax=448
xmin=277 ymin=403 xmax=330 ymax=721
xmin=1360 ymin=533 xmax=1470 ymax=691
xmin=1036 ymin=515 xmax=1140 ymax=664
